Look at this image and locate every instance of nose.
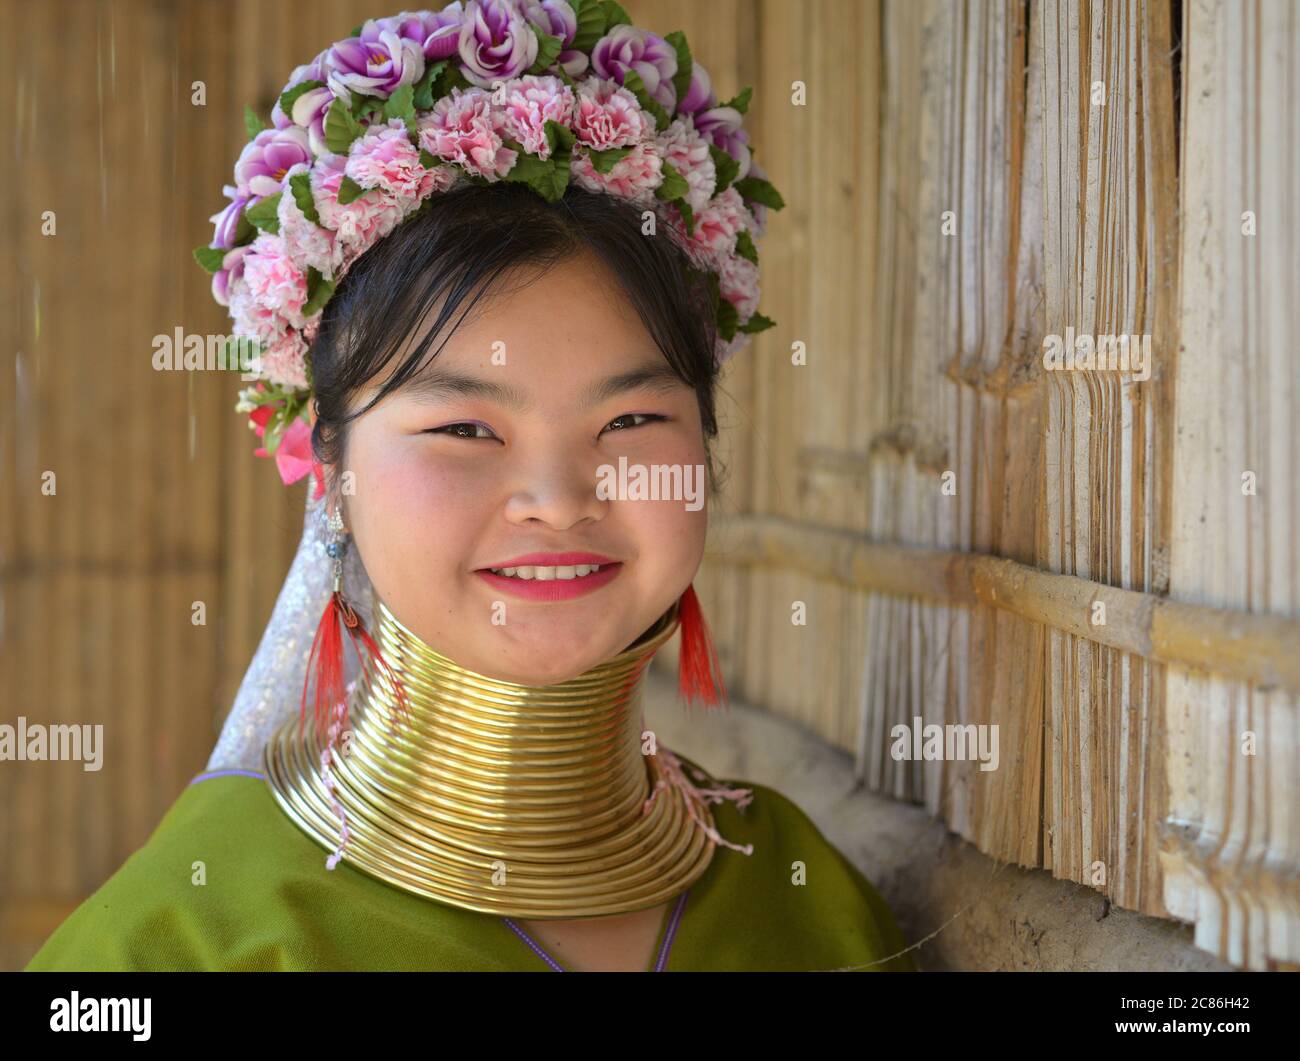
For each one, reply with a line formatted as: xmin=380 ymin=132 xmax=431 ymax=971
xmin=502 ymin=446 xmax=608 ymax=530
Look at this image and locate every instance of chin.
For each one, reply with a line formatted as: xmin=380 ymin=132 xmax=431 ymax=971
xmin=479 ymin=637 xmax=618 ymax=686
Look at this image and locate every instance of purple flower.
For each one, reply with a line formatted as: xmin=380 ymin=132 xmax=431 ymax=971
xmin=458 ymin=0 xmax=539 ymax=88
xmin=378 ymin=5 xmax=465 ymax=61
xmin=676 ymin=61 xmax=715 ymax=115
xmin=694 ymin=104 xmax=751 ymax=181
xmin=325 ymin=20 xmax=426 ymax=101
xmin=271 ymin=51 xmax=328 ymax=129
xmin=212 ymin=244 xmax=252 ymax=307
xmin=590 ymin=25 xmax=678 ymax=112
xmin=284 ymin=85 xmax=336 ymax=158
xmin=234 ymin=126 xmax=313 ymax=199
xmin=209 ymin=184 xmax=250 ymax=250
xmin=522 ymin=0 xmax=588 ymax=77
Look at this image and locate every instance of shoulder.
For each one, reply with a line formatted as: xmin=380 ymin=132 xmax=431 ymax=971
xmin=26 ymin=772 xmax=289 ymax=971
xmin=667 ymin=750 xmax=917 ymax=972
xmin=25 ymin=771 xmax=507 ymax=971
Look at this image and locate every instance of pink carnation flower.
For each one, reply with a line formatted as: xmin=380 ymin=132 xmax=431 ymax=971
xmin=684 ymin=185 xmax=748 ymax=263
xmin=656 ymin=115 xmax=717 ymax=213
xmin=257 ymin=329 xmax=311 ymax=390
xmin=571 ymin=141 xmax=663 ymax=206
xmin=498 ymin=75 xmax=575 ymax=159
xmin=240 ymin=232 xmax=309 ymax=330
xmin=417 ymin=87 xmax=517 ymax=180
xmin=311 ymin=153 xmax=409 ymax=256
xmin=572 ymin=77 xmax=649 ymax=150
xmin=346 ymin=118 xmax=431 ymax=199
xmin=414 ymin=161 xmax=461 ymax=201
xmin=718 ymin=252 xmax=760 ymax=320
xmin=278 ymin=163 xmax=344 ymax=280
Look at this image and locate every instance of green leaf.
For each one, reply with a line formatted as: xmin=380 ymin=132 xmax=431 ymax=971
xmin=244 ymin=104 xmax=266 ymax=139
xmin=193 ymin=244 xmax=226 ymax=273
xmin=324 ymin=96 xmax=363 ymax=154
xmin=664 ymin=31 xmax=693 ymax=107
xmin=302 ymin=266 xmax=336 ymax=317
xmin=570 ymin=0 xmax=608 ymax=53
xmin=677 ymin=198 xmax=695 ymax=237
xmin=336 ymin=175 xmax=370 ymax=205
xmin=654 ymin=160 xmax=689 ymax=202
xmin=586 ymin=145 xmax=632 ymax=174
xmin=734 ymin=228 xmax=759 ymax=265
xmin=288 ymin=171 xmax=319 ymax=224
xmin=383 ymin=83 xmax=418 ymax=136
xmin=244 ymin=192 xmax=282 ymax=234
xmin=383 ymin=83 xmax=415 ymax=121
xmin=232 ymin=336 xmax=266 ymax=375
xmin=263 ymin=419 xmax=285 ymax=457
xmin=233 ymin=211 xmax=255 ymax=248
xmin=237 ymin=339 xmax=269 ymax=387
xmin=719 ymin=86 xmax=752 ymax=115
xmin=278 ymin=79 xmax=326 ymax=121
xmin=600 ymin=1 xmax=632 ymax=29
xmin=347 ymin=22 xmax=364 ymax=38
xmin=738 ymin=311 xmax=774 ymax=335
xmin=413 ymin=60 xmax=446 ymax=111
xmin=503 ymin=129 xmax=572 ymax=204
xmin=544 ymin=118 xmax=576 ymax=154
xmin=220 ymin=335 xmax=237 ymax=372
xmin=419 ymin=147 xmax=440 ymax=169
xmin=716 ymin=295 xmax=739 ymax=342
xmin=503 ymin=153 xmax=561 ymax=202
xmin=734 ymin=175 xmax=785 ymax=210
xmin=435 ymin=63 xmax=472 ymax=97
xmin=708 ymin=143 xmax=740 ymax=195
xmin=351 ymin=93 xmax=385 ymax=124
xmin=527 ymin=23 xmax=566 ymax=73
xmin=620 ymin=68 xmax=669 ymax=131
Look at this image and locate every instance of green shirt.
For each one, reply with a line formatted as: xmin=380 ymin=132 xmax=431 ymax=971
xmin=26 ymin=756 xmax=916 ymax=972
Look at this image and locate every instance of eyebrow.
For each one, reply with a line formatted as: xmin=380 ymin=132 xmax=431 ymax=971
xmin=398 ymin=360 xmax=687 ymax=412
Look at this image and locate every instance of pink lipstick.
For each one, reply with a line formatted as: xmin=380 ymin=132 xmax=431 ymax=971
xmin=475 ymin=552 xmax=623 ymax=602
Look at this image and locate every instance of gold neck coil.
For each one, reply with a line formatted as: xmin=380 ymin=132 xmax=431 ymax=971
xmin=263 ymin=597 xmax=719 ymax=919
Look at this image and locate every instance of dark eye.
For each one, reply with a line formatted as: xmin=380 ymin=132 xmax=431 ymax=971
xmin=603 ymin=413 xmax=667 ymax=433
xmin=424 ymin=422 xmax=499 ymax=441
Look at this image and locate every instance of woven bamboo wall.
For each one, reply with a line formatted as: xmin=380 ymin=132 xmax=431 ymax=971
xmin=1161 ymin=0 xmax=1299 ymax=970
xmin=695 ymin=0 xmax=1298 ymax=970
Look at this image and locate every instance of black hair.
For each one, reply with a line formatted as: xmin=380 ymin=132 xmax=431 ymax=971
xmin=308 ymin=180 xmax=727 ymax=505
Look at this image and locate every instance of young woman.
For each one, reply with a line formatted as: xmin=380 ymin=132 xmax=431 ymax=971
xmin=26 ymin=2 xmax=914 ymax=973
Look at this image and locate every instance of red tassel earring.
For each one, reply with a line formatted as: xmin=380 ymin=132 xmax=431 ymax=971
xmin=301 ymin=504 xmax=411 ymax=869
xmin=677 ymin=582 xmax=729 ymax=709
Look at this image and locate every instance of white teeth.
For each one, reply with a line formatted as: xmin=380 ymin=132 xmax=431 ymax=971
xmin=488 ymin=564 xmax=602 ymax=579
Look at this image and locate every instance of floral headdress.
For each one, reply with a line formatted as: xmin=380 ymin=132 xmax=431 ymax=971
xmin=193 ymin=0 xmax=784 ymax=496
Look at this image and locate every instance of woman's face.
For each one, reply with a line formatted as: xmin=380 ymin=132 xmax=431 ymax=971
xmin=330 ymin=248 xmax=709 ymax=685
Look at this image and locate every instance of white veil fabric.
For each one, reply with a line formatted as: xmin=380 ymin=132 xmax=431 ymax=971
xmin=206 ymin=484 xmax=374 ymax=773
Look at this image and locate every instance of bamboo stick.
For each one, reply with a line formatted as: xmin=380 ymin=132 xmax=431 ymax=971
xmin=707 ymin=514 xmax=1300 ymax=693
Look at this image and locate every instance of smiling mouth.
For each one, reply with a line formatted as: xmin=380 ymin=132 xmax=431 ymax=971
xmin=474 ymin=561 xmax=624 ymax=599
xmin=483 ymin=564 xmax=606 ymax=580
